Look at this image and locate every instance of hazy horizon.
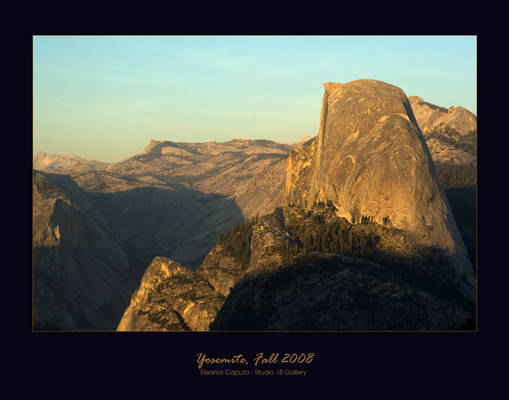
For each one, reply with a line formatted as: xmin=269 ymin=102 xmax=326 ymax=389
xmin=33 ymin=35 xmax=477 ymax=163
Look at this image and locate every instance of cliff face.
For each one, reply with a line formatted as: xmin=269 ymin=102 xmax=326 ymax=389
xmin=117 ymin=237 xmax=249 ymax=331
xmin=283 ymin=80 xmax=474 ymax=300
xmin=117 ymin=257 xmax=225 ymax=331
xmin=284 ymin=138 xmax=317 ymax=210
xmin=33 ymin=170 xmax=133 ymax=330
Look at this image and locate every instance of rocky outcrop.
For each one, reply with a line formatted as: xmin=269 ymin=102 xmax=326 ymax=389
xmin=408 ymin=96 xmax=477 ymax=164
xmin=117 ymin=257 xmax=225 ymax=331
xmin=116 ymin=237 xmax=249 ymax=331
xmin=199 ymin=243 xmax=246 ymax=298
xmin=117 ymin=202 xmax=474 ymax=331
xmin=283 ymin=80 xmax=474 ymax=301
xmin=408 ymin=96 xmax=477 ymax=137
xmin=284 ymin=138 xmax=317 ymax=210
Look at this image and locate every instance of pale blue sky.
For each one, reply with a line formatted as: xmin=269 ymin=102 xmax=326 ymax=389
xmin=33 ymin=35 xmax=477 ymax=163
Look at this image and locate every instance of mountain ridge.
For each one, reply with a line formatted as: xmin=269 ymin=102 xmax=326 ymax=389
xmin=114 ymin=80 xmax=476 ymax=331
xmin=33 ymin=84 xmax=477 ymax=330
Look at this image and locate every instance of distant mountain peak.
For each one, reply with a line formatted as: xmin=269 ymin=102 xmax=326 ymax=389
xmin=33 ymin=152 xmax=107 ymax=172
xmin=409 ymin=96 xmax=477 ymax=137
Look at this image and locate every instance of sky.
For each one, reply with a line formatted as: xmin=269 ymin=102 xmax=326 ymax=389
xmin=33 ymin=35 xmax=477 ymax=163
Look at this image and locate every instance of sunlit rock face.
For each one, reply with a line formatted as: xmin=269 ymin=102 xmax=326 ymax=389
xmin=117 ymin=257 xmax=225 ymax=332
xmin=408 ymin=96 xmax=477 ymax=137
xmin=284 ymin=80 xmax=474 ymax=300
xmin=117 ymin=239 xmax=251 ymax=331
xmin=408 ymin=96 xmax=477 ymax=164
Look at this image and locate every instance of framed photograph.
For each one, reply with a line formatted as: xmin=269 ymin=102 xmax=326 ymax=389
xmin=32 ymin=34 xmax=478 ymax=379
